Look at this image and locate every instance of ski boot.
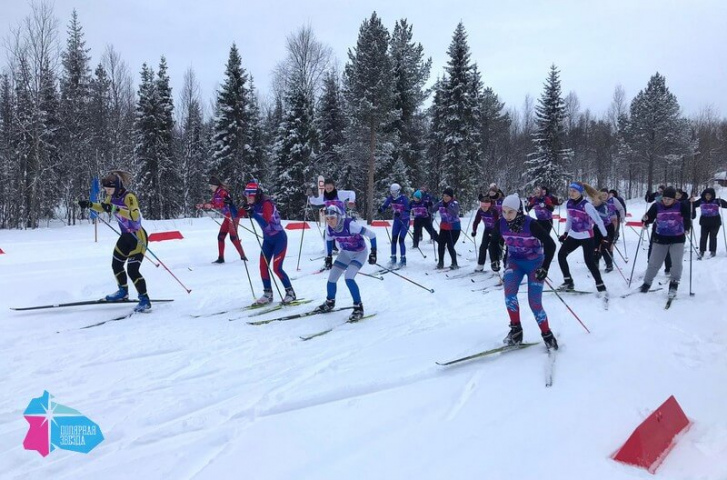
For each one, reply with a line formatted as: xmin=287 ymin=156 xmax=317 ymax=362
xmin=474 ymin=264 xmax=484 ymax=272
xmin=503 ymin=323 xmax=523 ymax=346
xmin=435 ymin=261 xmax=445 ymax=270
xmin=604 ymin=264 xmax=614 ymax=273
xmin=314 ymin=298 xmax=335 ymax=313
xmin=387 ymin=255 xmax=397 ymax=268
xmin=668 ymin=280 xmax=679 ymax=299
xmin=558 ymin=278 xmax=574 ymax=292
xmin=134 ymin=293 xmax=152 ymax=313
xmin=349 ymin=303 xmax=364 ymax=322
xmin=710 ymin=252 xmax=716 ymax=258
xmin=255 ymin=289 xmax=274 ymax=305
xmin=398 ymin=256 xmax=407 ymax=268
xmin=639 ymin=282 xmax=651 ymax=293
xmin=282 ymin=287 xmax=297 ymax=304
xmin=212 ymin=257 xmax=224 ymax=264
xmin=450 ymin=259 xmax=459 ymax=270
xmin=105 ymin=285 xmax=129 ymax=302
xmin=542 ymin=330 xmax=559 ymax=351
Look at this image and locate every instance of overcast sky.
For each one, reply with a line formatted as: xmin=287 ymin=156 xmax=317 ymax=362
xmin=3 ymin=0 xmax=726 ymax=118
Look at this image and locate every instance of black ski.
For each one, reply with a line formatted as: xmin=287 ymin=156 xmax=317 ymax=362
xmin=11 ymin=298 xmax=174 ymax=311
xmin=243 ymin=306 xmax=354 ymax=325
xmin=78 ymin=311 xmax=146 ymax=329
xmin=299 ymin=313 xmax=377 ymax=341
xmin=543 ymin=289 xmax=593 ymax=295
xmin=619 ymin=287 xmax=664 ymax=298
xmin=436 ymin=342 xmax=538 ymax=366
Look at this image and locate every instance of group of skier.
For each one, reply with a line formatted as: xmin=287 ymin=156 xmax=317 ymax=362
xmin=78 ymin=169 xmax=723 ymax=351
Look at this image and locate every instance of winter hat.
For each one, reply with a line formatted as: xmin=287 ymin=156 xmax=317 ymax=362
xmin=502 ymin=194 xmax=521 ymax=212
xmin=390 ymin=183 xmax=401 ymax=195
xmin=413 ymin=190 xmax=422 ymax=199
xmin=662 ymin=186 xmax=677 ymax=199
xmin=443 ymin=187 xmax=454 ymax=198
xmin=568 ymin=182 xmax=584 ymax=194
xmin=244 ymin=180 xmax=260 ymax=196
xmin=489 ymin=183 xmax=497 ymax=189
xmin=209 ymin=176 xmax=222 ymax=187
xmin=478 ymin=193 xmax=491 ymax=203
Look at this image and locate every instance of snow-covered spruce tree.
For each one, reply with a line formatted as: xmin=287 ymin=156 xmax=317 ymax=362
xmin=439 ymin=22 xmax=480 ymax=208
xmin=525 ymin=64 xmax=572 ymax=196
xmin=390 ymin=19 xmax=431 ymax=187
xmin=0 ymin=73 xmax=13 ymax=228
xmin=479 ymin=86 xmax=511 ymax=188
xmin=273 ymin=75 xmax=317 ymax=219
xmin=134 ymin=63 xmax=159 ymax=217
xmin=58 ymin=9 xmax=92 ymax=224
xmin=626 ymin=72 xmax=688 ymax=192
xmin=425 ymin=76 xmax=447 ymax=193
xmin=211 ymin=44 xmax=251 ymax=195
xmin=244 ymin=76 xmax=267 ymax=189
xmin=343 ymin=12 xmax=397 ymax=222
xmin=176 ymin=68 xmax=207 ymax=217
xmin=89 ymin=63 xmax=112 ymax=179
xmin=316 ymin=70 xmax=345 ymax=182
xmin=154 ymin=57 xmax=178 ymax=219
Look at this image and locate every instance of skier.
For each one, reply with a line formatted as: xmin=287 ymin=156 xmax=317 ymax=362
xmin=434 ymin=187 xmax=461 ymax=269
xmin=489 ymin=194 xmax=558 ymax=350
xmin=313 ymin=205 xmax=377 ymax=321
xmin=378 ymin=183 xmax=410 ymax=267
xmin=486 ymin=185 xmax=505 ymax=216
xmin=78 ymin=170 xmax=152 ymax=312
xmin=307 ymin=178 xmax=356 ymax=253
xmin=645 ymin=185 xmax=666 ymax=203
xmin=591 ymin=189 xmax=617 ymax=273
xmin=471 ymin=194 xmax=499 ymax=272
xmin=557 ymin=182 xmax=609 ymax=298
xmin=690 ymin=187 xmax=727 ymax=258
xmin=639 ymin=186 xmax=692 ymax=297
xmin=607 ymin=189 xmax=627 ymax=241
xmin=525 ymin=185 xmax=555 ymax=234
xmin=411 ymin=190 xmax=438 ymax=249
xmin=238 ymin=180 xmax=296 ymax=305
xmin=418 ymin=186 xmax=438 ymax=243
xmin=196 ymin=176 xmax=247 ymax=263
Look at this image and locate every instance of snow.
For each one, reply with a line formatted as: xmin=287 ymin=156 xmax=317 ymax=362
xmin=2 ymin=201 xmax=727 ymax=480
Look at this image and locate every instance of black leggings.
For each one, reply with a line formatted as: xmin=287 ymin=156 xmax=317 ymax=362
xmin=594 ymin=223 xmax=615 ymax=268
xmin=477 ymin=230 xmax=492 ymax=265
xmin=438 ymin=229 xmax=460 ymax=264
xmin=699 ymin=223 xmax=720 ymax=254
xmin=558 ymin=236 xmax=605 ymax=288
xmin=413 ymin=217 xmax=438 ymax=248
xmin=112 ymin=231 xmax=148 ymax=295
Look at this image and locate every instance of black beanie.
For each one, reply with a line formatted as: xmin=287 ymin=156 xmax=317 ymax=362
xmin=443 ymin=187 xmax=454 ymax=197
xmin=209 ymin=176 xmax=222 ymax=186
xmin=662 ymin=186 xmax=677 ymax=199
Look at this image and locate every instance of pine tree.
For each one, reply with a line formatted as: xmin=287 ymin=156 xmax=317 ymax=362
xmin=134 ymin=63 xmax=159 ymax=216
xmin=316 ymin=70 xmax=345 ymax=181
xmin=390 ymin=19 xmax=431 ymax=186
xmin=425 ymin=76 xmax=447 ymax=192
xmin=525 ymin=64 xmax=571 ymax=196
xmin=0 ymin=73 xmax=13 ymax=228
xmin=211 ymin=44 xmax=250 ymax=195
xmin=343 ymin=12 xmax=396 ymax=222
xmin=177 ymin=68 xmax=207 ymax=216
xmin=479 ymin=87 xmax=510 ymax=187
xmin=627 ymin=72 xmax=687 ymax=191
xmin=89 ymin=63 xmax=111 ymax=181
xmin=439 ymin=22 xmax=480 ymax=207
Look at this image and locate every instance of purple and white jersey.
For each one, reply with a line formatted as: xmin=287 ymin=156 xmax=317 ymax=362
xmin=410 ymin=200 xmax=430 ymax=219
xmin=500 ymin=217 xmax=543 ymax=261
xmin=655 ymin=202 xmax=685 ymax=236
xmin=493 ymin=198 xmax=503 ymax=216
xmin=567 ymin=198 xmax=594 ymax=234
xmin=326 ymin=218 xmax=369 ymax=252
xmin=381 ymin=194 xmax=410 ymax=222
xmin=596 ymin=202 xmax=613 ymax=225
xmin=700 ymin=201 xmax=720 ymax=217
xmin=477 ymin=209 xmax=497 ymax=229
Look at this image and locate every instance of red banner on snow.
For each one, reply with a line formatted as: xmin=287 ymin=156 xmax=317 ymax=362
xmin=148 ymin=231 xmax=184 ymax=242
xmin=626 ymin=221 xmax=643 ymax=227
xmin=371 ymin=220 xmax=391 ymax=227
xmin=285 ymin=222 xmax=311 ymax=230
xmin=611 ymin=395 xmax=691 ymax=474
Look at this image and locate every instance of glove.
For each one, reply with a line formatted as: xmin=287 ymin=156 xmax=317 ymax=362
xmin=535 ymin=267 xmax=548 ymax=281
xmin=324 ymin=255 xmax=333 ymax=270
xmin=601 ymin=238 xmax=609 ymax=246
xmin=491 ymin=261 xmax=500 ymax=272
xmin=101 ymin=202 xmax=113 ymax=213
xmin=558 ymin=234 xmax=567 ymax=243
xmin=539 ymin=202 xmax=545 ymax=208
xmin=378 ymin=207 xmax=384 ymax=214
xmin=394 ymin=211 xmax=401 ymax=218
xmin=78 ymin=199 xmax=91 ymax=209
xmin=242 ymin=202 xmax=254 ymax=214
xmin=471 ymin=231 xmax=476 ymax=237
xmin=368 ymin=248 xmax=377 ymax=265
xmin=223 ymin=196 xmax=235 ymax=206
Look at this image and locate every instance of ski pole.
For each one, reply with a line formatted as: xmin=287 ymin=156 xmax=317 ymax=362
xmin=544 ymin=278 xmax=590 ymax=333
xmin=212 ymin=208 xmax=262 ymax=239
xmin=296 ymin=203 xmax=309 ymax=271
xmin=375 ymin=263 xmax=435 ymax=293
xmin=628 ymin=226 xmax=646 ymax=288
xmin=689 ymin=228 xmax=695 ymax=297
xmin=359 ymin=271 xmax=384 ymax=281
xmin=406 ymin=228 xmax=427 ymax=258
xmin=203 ymin=209 xmax=223 ymax=226
xmin=613 ymin=243 xmax=628 ymax=264
xmin=246 ymin=214 xmax=284 ymax=301
xmin=620 ymin=221 xmax=628 ymax=261
xmin=602 ymin=249 xmax=628 ymax=286
xmin=462 ymin=203 xmax=475 ymax=244
xmin=95 ymin=214 xmax=160 ymax=267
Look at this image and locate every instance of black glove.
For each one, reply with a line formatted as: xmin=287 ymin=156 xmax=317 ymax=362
xmin=325 ymin=255 xmax=333 ymax=270
xmin=101 ymin=202 xmax=113 ymax=213
xmin=471 ymin=231 xmax=476 ymax=237
xmin=368 ymin=248 xmax=377 ymax=265
xmin=223 ymin=196 xmax=235 ymax=206
xmin=558 ymin=234 xmax=567 ymax=243
xmin=242 ymin=202 xmax=254 ymax=213
xmin=78 ymin=199 xmax=91 ymax=209
xmin=491 ymin=260 xmax=500 ymax=272
xmin=535 ymin=267 xmax=548 ymax=281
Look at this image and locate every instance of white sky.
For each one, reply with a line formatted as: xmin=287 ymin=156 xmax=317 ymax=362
xmin=2 ymin=0 xmax=726 ymax=118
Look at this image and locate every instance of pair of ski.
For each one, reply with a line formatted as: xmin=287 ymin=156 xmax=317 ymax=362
xmin=436 ymin=342 xmax=557 ymax=387
xmin=446 ymin=270 xmax=496 ymax=281
xmin=190 ymin=298 xmax=311 ymax=319
xmin=241 ymin=304 xmax=376 ymax=340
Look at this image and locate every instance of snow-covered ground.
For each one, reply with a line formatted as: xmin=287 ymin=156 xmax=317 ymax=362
xmin=1 ymin=198 xmax=727 ymax=479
